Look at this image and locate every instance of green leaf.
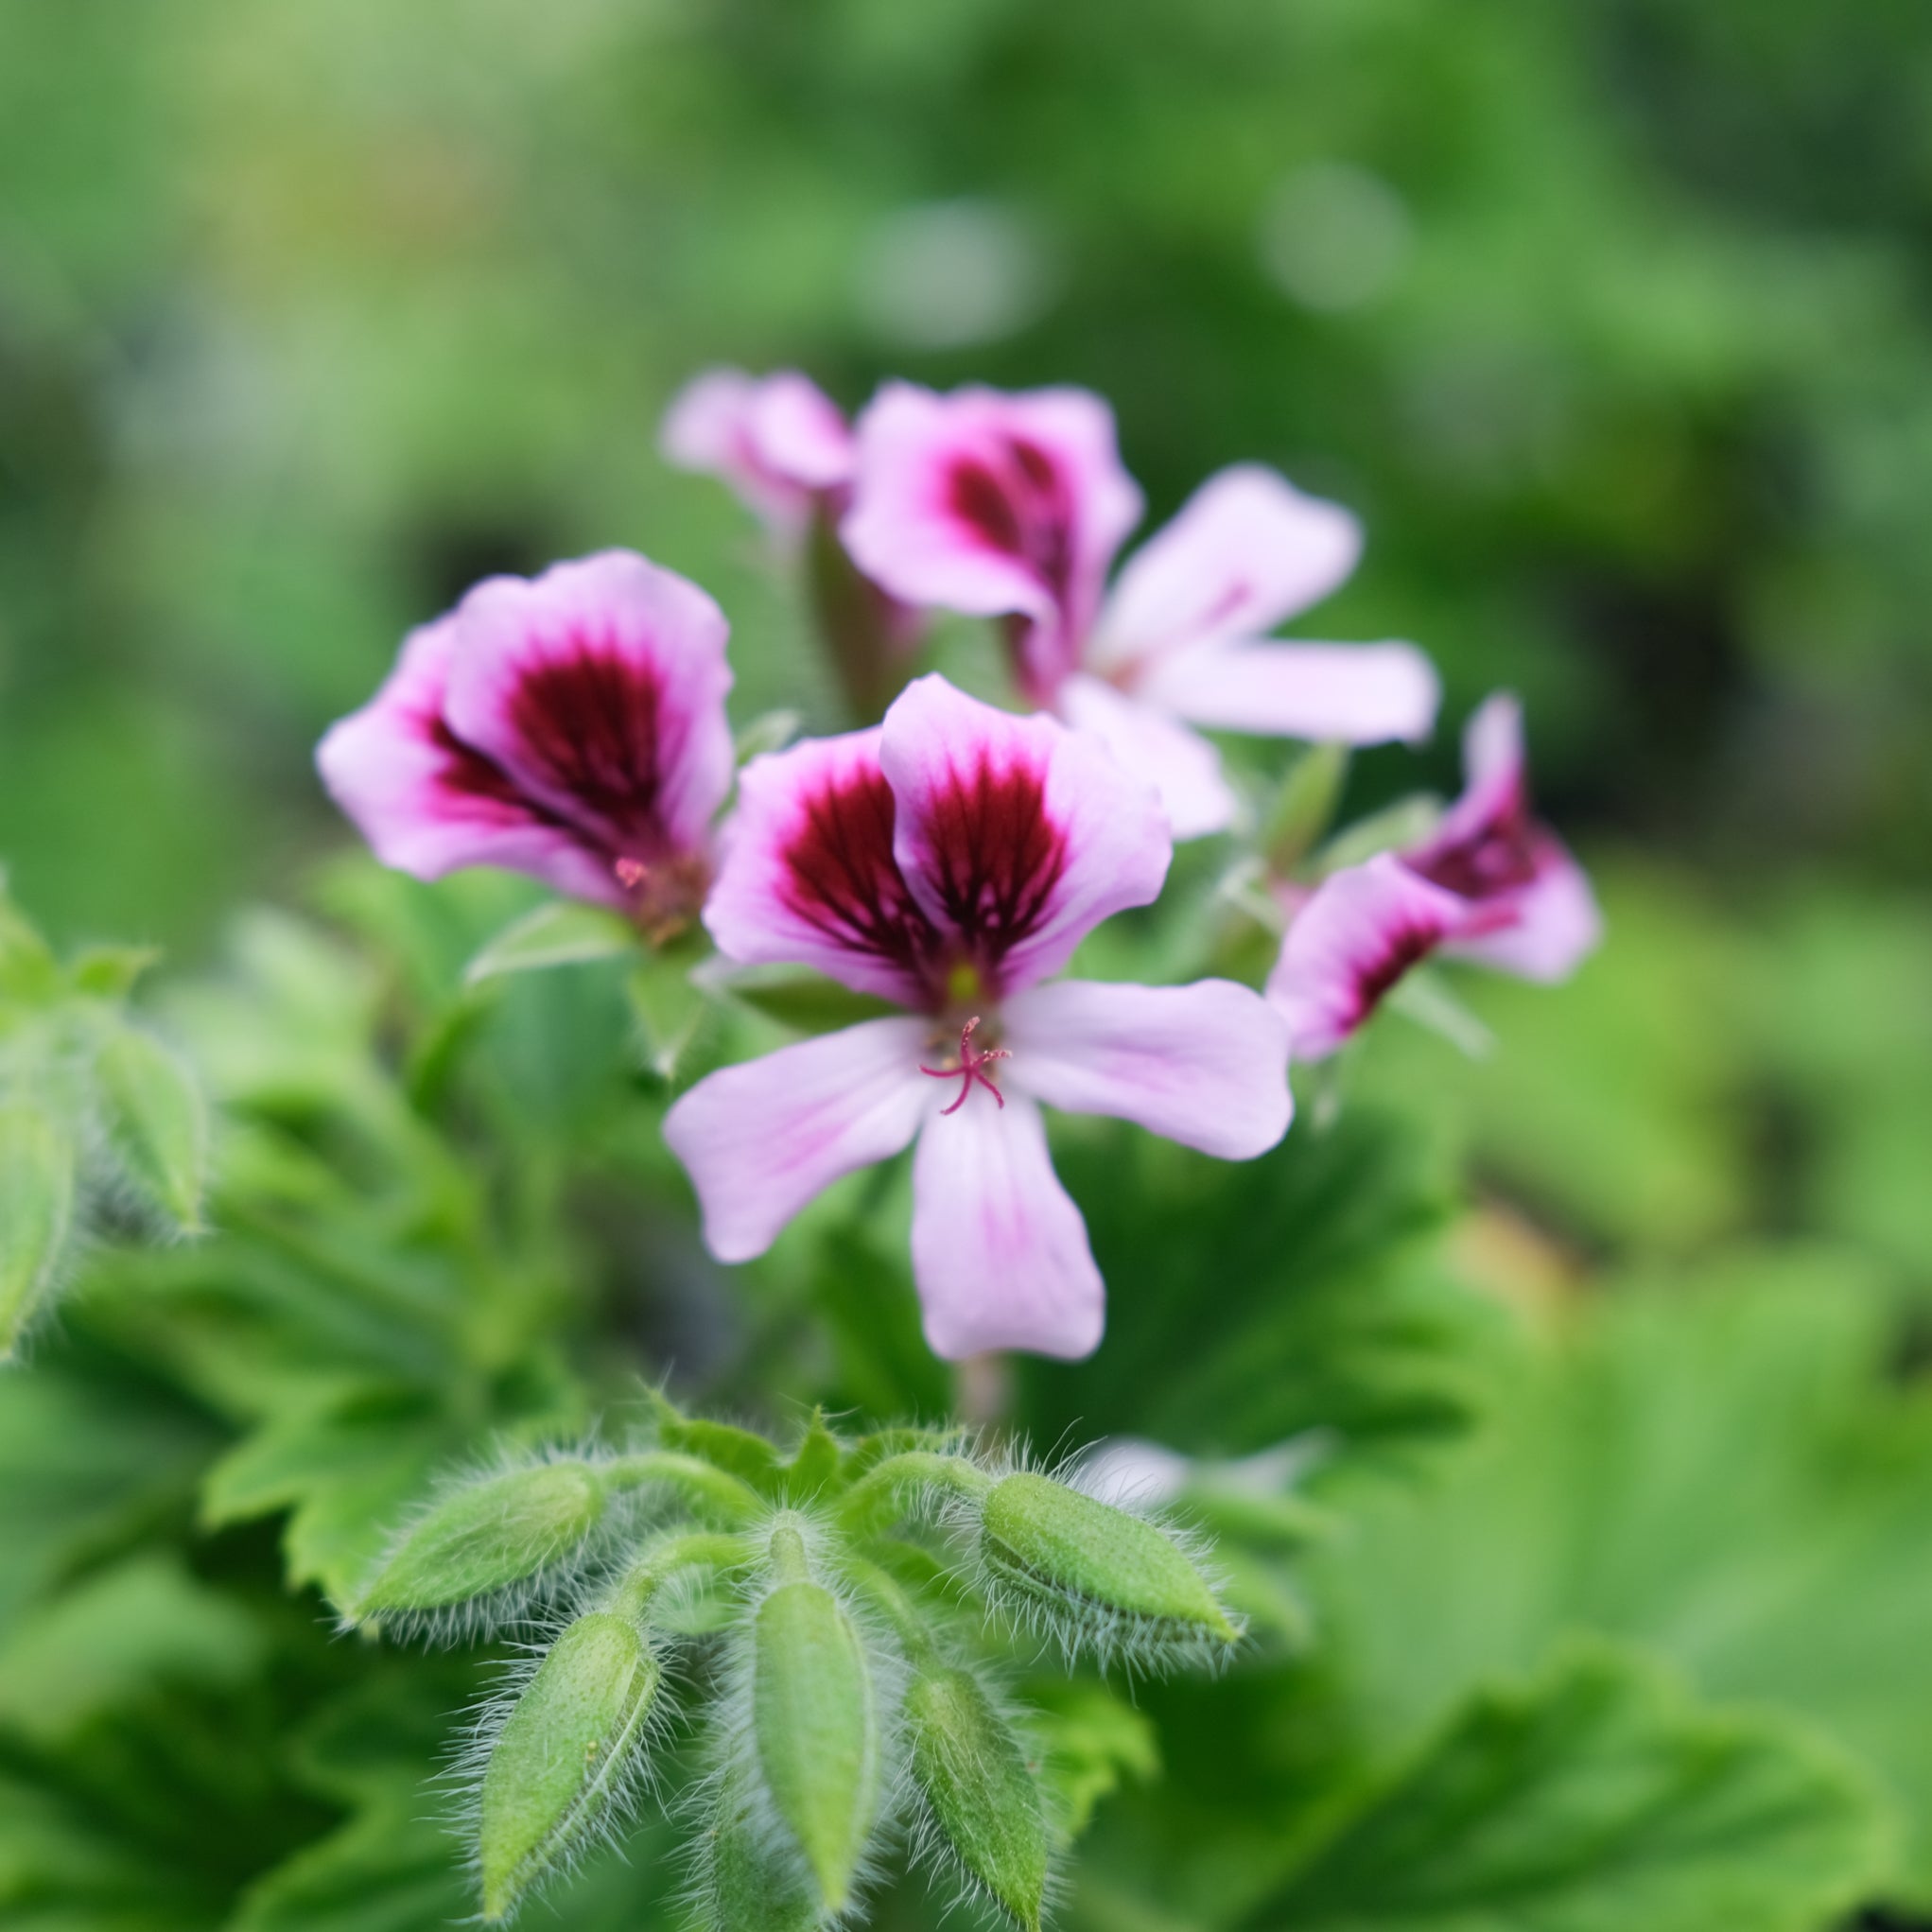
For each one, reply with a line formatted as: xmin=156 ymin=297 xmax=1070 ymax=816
xmin=93 ymin=1025 xmax=209 ymax=1233
xmin=1028 ymin=1680 xmax=1160 ymax=1840
xmin=0 ymin=1103 xmax=76 ymax=1358
xmin=1242 ymin=1643 xmax=1888 ymax=1932
xmin=0 ymin=887 xmax=61 ymax=1004
xmin=705 ymin=962 xmax=901 ymax=1036
xmin=462 ymin=901 xmax=638 ymax=986
xmin=626 ymin=944 xmax=712 ymax=1082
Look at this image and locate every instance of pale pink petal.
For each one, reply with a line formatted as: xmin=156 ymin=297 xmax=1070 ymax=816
xmin=703 ymin=726 xmax=939 ymax=1006
xmin=910 ymin=1092 xmax=1103 ymax=1360
xmin=315 ymin=618 xmax=616 ymax=904
xmin=879 ymin=674 xmax=1171 ymax=999
xmin=660 ymin=369 xmax=851 ymax=532
xmin=1090 ymin=464 xmax=1362 ymax=677
xmin=1428 ymin=691 xmax=1525 ymax=852
xmin=442 ymin=550 xmax=734 ymax=866
xmin=1441 ymin=836 xmax=1603 ymax=982
xmin=1140 ymin=637 xmax=1439 ymax=745
xmin=663 ymin=1018 xmax=932 ymax=1262
xmin=1001 ymin=978 xmax=1292 ymax=1158
xmin=1264 ymin=854 xmax=1471 ymax=1060
xmin=841 ymin=382 xmax=1142 ymax=700
xmin=1056 ymin=672 xmax=1238 ymax=842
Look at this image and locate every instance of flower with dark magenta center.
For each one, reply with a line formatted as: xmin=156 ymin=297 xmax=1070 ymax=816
xmin=663 ymin=673 xmax=1293 ymax=1361
xmin=316 ymin=550 xmax=733 ymax=941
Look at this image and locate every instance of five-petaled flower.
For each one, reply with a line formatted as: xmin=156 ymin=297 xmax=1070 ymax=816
xmin=316 ymin=549 xmax=733 ymax=940
xmin=839 ymin=381 xmax=1440 ymax=840
xmin=663 ymin=673 xmax=1293 ymax=1361
xmin=1266 ymin=693 xmax=1602 ymax=1058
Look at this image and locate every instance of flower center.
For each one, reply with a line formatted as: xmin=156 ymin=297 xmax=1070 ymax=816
xmin=919 ymin=1015 xmax=1012 ymax=1117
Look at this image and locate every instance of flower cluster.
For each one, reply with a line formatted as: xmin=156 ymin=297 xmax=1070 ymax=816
xmin=319 ymin=370 xmax=1600 ymax=1364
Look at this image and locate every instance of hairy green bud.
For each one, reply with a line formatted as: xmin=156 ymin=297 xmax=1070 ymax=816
xmin=703 ymin=1761 xmax=820 ymax=1932
xmin=753 ymin=1529 xmax=880 ymax=1911
xmin=478 ymin=1611 xmax=660 ymax=1922
xmin=0 ymin=1104 xmax=75 ymax=1360
xmin=980 ymin=1472 xmax=1240 ymax=1651
xmin=907 ymin=1666 xmax=1048 ymax=1931
xmin=94 ymin=1025 xmax=208 ymax=1234
xmin=357 ymin=1461 xmax=606 ymax=1618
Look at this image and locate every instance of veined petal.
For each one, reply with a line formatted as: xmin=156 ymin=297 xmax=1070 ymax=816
xmin=1057 ymin=672 xmax=1238 ymax=842
xmin=1002 ymin=979 xmax=1292 ymax=1158
xmin=663 ymin=1018 xmax=932 ymax=1262
xmin=1091 ymin=464 xmax=1362 ymax=676
xmin=880 ymin=674 xmax=1171 ymax=999
xmin=316 ymin=618 xmax=617 ymax=904
xmin=910 ymin=1093 xmax=1103 ymax=1361
xmin=1442 ymin=835 xmax=1603 ymax=982
xmin=443 ymin=550 xmax=735 ymax=865
xmin=704 ymin=727 xmax=939 ymax=1005
xmin=660 ymin=368 xmax=852 ymax=531
xmin=842 ymin=382 xmax=1142 ymax=700
xmin=1264 ymin=854 xmax=1470 ymax=1059
xmin=1140 ymin=638 xmax=1440 ymax=745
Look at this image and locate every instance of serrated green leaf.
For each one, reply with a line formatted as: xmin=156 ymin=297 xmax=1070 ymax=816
xmin=463 ymin=901 xmax=638 ymax=985
xmin=1242 ymin=1643 xmax=1888 ymax=1932
xmin=93 ymin=1026 xmax=208 ymax=1233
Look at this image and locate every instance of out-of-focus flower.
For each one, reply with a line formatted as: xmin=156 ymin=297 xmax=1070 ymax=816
xmin=664 ymin=673 xmax=1292 ymax=1360
xmin=317 ymin=550 xmax=732 ymax=939
xmin=1265 ymin=694 xmax=1601 ymax=1058
xmin=841 ymin=382 xmax=1438 ymax=839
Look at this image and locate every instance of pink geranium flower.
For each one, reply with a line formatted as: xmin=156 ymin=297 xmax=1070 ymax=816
xmin=316 ymin=550 xmax=733 ymax=939
xmin=659 ymin=368 xmax=858 ymax=538
xmin=840 ymin=381 xmax=1439 ymax=839
xmin=1266 ymin=694 xmax=1603 ymax=1058
xmin=663 ymin=673 xmax=1293 ymax=1360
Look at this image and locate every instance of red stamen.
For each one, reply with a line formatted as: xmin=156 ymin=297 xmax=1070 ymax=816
xmin=920 ymin=1015 xmax=1011 ymax=1117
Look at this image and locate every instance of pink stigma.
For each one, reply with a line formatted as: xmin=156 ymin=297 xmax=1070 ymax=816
xmin=920 ymin=1016 xmax=1011 ymax=1117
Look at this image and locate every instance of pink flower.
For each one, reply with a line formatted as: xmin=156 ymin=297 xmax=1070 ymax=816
xmin=659 ymin=369 xmax=857 ymax=537
xmin=1265 ymin=694 xmax=1602 ymax=1058
xmin=663 ymin=673 xmax=1292 ymax=1361
xmin=316 ymin=550 xmax=733 ymax=937
xmin=840 ymin=382 xmax=1438 ymax=839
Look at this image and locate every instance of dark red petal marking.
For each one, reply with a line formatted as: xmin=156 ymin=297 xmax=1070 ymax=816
xmin=945 ymin=435 xmax=1077 ymax=613
xmin=502 ymin=644 xmax=669 ymax=855
xmin=1350 ymin=920 xmax=1442 ymax=1020
xmin=779 ymin=763 xmax=944 ymax=986
xmin=1411 ymin=775 xmax=1542 ymax=900
xmin=917 ymin=749 xmax=1069 ymax=989
xmin=428 ymin=716 xmax=557 ymax=823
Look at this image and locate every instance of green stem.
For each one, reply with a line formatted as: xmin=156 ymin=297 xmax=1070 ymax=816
xmin=842 ymin=1556 xmax=939 ymax=1668
xmin=604 ymin=1452 xmax=764 ymax=1525
xmin=607 ymin=1530 xmax=755 ymax=1622
xmin=838 ymin=1452 xmax=992 ymax=1536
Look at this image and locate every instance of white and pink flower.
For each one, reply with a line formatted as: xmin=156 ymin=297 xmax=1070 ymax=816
xmin=663 ymin=673 xmax=1293 ymax=1361
xmin=660 ymin=368 xmax=858 ymax=538
xmin=316 ymin=549 xmax=733 ymax=937
xmin=840 ymin=381 xmax=1439 ymax=839
xmin=1266 ymin=694 xmax=1602 ymax=1058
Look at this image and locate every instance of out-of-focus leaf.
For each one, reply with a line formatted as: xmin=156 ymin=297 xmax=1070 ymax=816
xmin=94 ymin=1026 xmax=209 ymax=1234
xmin=701 ymin=962 xmax=901 ymax=1036
xmin=0 ymin=1103 xmax=76 ymax=1358
xmin=463 ymin=900 xmax=637 ymax=986
xmin=627 ymin=944 xmax=713 ymax=1083
xmin=1029 ymin=1680 xmax=1161 ymax=1841
xmin=1242 ymin=1643 xmax=1888 ymax=1932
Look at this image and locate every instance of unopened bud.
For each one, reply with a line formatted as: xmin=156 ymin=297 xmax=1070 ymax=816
xmin=357 ymin=1461 xmax=605 ymax=1618
xmin=0 ymin=1105 xmax=76 ymax=1360
xmin=753 ymin=1564 xmax=880 ymax=1911
xmin=980 ymin=1472 xmax=1241 ymax=1651
xmin=907 ymin=1665 xmax=1048 ymax=1931
xmin=478 ymin=1612 xmax=659 ymax=1922
xmin=703 ymin=1760 xmax=819 ymax=1932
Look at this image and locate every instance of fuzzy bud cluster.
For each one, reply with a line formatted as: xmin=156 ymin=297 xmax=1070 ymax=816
xmin=348 ymin=1400 xmax=1244 ymax=1928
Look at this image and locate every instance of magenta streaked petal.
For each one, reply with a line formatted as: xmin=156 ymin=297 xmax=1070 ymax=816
xmin=880 ymin=674 xmax=1171 ymax=999
xmin=1264 ymin=854 xmax=1471 ymax=1060
xmin=1056 ymin=672 xmax=1238 ymax=842
xmin=1090 ymin=464 xmax=1362 ymax=676
xmin=442 ymin=550 xmax=733 ymax=869
xmin=660 ymin=368 xmax=852 ymax=532
xmin=1002 ymin=979 xmax=1292 ymax=1158
xmin=1140 ymin=638 xmax=1440 ymax=745
xmin=315 ymin=618 xmax=618 ymax=903
xmin=1425 ymin=691 xmax=1528 ymax=857
xmin=910 ymin=1092 xmax=1104 ymax=1361
xmin=1442 ymin=834 xmax=1602 ymax=982
xmin=663 ymin=1018 xmax=932 ymax=1262
xmin=705 ymin=727 xmax=939 ymax=1004
xmin=842 ymin=382 xmax=1142 ymax=699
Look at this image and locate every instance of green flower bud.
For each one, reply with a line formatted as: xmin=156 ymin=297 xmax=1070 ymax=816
xmin=753 ymin=1558 xmax=880 ymax=1911
xmin=907 ymin=1666 xmax=1048 ymax=1931
xmin=93 ymin=1025 xmax=208 ymax=1235
xmin=357 ymin=1461 xmax=606 ymax=1618
xmin=980 ymin=1472 xmax=1241 ymax=1652
xmin=478 ymin=1611 xmax=660 ymax=1922
xmin=0 ymin=1104 xmax=75 ymax=1360
xmin=703 ymin=1761 xmax=820 ymax=1932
